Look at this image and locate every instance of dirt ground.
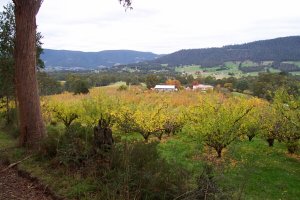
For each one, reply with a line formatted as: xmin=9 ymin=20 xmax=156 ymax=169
xmin=0 ymin=164 xmax=54 ymax=200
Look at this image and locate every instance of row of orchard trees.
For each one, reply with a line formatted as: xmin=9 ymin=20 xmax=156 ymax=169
xmin=43 ymin=88 xmax=300 ymax=158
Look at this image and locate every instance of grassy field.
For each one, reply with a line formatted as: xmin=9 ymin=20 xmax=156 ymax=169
xmin=283 ymin=61 xmax=300 ymax=67
xmin=175 ymin=63 xmax=244 ymax=79
xmin=175 ymin=60 xmax=300 ymax=79
xmin=225 ymin=139 xmax=300 ymax=199
xmin=160 ymin=135 xmax=300 ymax=199
xmin=175 ymin=65 xmax=202 ymax=73
xmin=175 ymin=62 xmax=244 ymax=78
xmin=291 ymin=71 xmax=300 ymax=76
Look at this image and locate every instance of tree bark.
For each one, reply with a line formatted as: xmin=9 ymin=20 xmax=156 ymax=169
xmin=248 ymin=134 xmax=255 ymax=142
xmin=216 ymin=148 xmax=222 ymax=158
xmin=13 ymin=0 xmax=45 ymax=148
xmin=5 ymin=96 xmax=10 ymax=124
xmin=267 ymin=138 xmax=274 ymax=147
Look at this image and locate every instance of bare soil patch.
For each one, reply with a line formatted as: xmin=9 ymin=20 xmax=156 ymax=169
xmin=0 ymin=164 xmax=54 ymax=200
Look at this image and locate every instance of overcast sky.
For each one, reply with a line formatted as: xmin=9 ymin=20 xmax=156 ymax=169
xmin=1 ymin=0 xmax=300 ymax=54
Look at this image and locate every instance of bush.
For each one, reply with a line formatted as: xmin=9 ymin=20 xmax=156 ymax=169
xmin=74 ymin=80 xmax=90 ymax=95
xmin=285 ymin=140 xmax=299 ymax=154
xmin=0 ymin=108 xmax=19 ymax=138
xmin=40 ymin=123 xmax=93 ymax=167
xmin=117 ymin=85 xmax=128 ymax=91
xmin=40 ymin=125 xmax=64 ymax=158
xmin=57 ymin=123 xmax=93 ymax=167
xmin=96 ymin=141 xmax=192 ymax=199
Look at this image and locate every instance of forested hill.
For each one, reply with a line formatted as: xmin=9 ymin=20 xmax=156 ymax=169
xmin=151 ymin=36 xmax=300 ymax=67
xmin=41 ymin=49 xmax=159 ymax=70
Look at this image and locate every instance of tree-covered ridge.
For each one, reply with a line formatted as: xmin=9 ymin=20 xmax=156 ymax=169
xmin=41 ymin=49 xmax=160 ymax=69
xmin=151 ymin=36 xmax=300 ymax=67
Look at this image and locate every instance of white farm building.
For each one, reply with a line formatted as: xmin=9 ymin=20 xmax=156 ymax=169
xmin=192 ymin=84 xmax=214 ymax=91
xmin=154 ymin=85 xmax=177 ymax=91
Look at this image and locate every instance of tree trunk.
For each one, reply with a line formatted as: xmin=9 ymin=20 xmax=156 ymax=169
xmin=216 ymin=148 xmax=223 ymax=158
xmin=286 ymin=139 xmax=298 ymax=154
xmin=143 ymin=134 xmax=149 ymax=143
xmin=5 ymin=96 xmax=10 ymax=124
xmin=93 ymin=121 xmax=114 ymax=150
xmin=248 ymin=134 xmax=255 ymax=142
xmin=267 ymin=138 xmax=274 ymax=147
xmin=14 ymin=94 xmax=19 ymax=126
xmin=14 ymin=0 xmax=45 ymax=148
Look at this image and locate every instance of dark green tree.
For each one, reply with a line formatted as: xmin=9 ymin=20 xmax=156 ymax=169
xmin=273 ymin=89 xmax=300 ymax=153
xmin=145 ymin=74 xmax=159 ymax=89
xmin=251 ymin=73 xmax=300 ymax=101
xmin=74 ymin=80 xmax=90 ymax=95
xmin=65 ymin=74 xmax=90 ymax=95
xmin=37 ymin=72 xmax=62 ymax=96
xmin=235 ymin=79 xmax=249 ymax=92
xmin=0 ymin=3 xmax=16 ymax=124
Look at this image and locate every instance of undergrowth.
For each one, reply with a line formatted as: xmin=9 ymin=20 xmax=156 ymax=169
xmin=1 ymin=119 xmax=299 ymax=200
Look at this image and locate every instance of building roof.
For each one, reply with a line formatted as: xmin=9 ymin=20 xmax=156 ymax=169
xmin=154 ymin=85 xmax=176 ymax=89
xmin=193 ymin=84 xmax=214 ymax=90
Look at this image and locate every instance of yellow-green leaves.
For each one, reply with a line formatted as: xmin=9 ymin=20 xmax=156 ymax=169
xmin=187 ymin=93 xmax=257 ymax=157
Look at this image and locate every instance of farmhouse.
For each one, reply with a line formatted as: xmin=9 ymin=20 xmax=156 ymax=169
xmin=154 ymin=85 xmax=177 ymax=91
xmin=193 ymin=84 xmax=214 ymax=91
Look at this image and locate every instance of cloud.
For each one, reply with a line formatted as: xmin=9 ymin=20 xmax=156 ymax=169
xmin=0 ymin=0 xmax=11 ymax=9
xmin=1 ymin=0 xmax=300 ymax=53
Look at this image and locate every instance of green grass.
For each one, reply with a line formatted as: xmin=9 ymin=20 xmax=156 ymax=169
xmin=241 ymin=60 xmax=259 ymax=67
xmin=175 ymin=60 xmax=300 ymax=79
xmin=175 ymin=64 xmax=244 ymax=79
xmin=156 ymin=134 xmax=300 ymax=199
xmin=175 ymin=62 xmax=250 ymax=78
xmin=158 ymin=135 xmax=203 ymax=173
xmin=282 ymin=61 xmax=300 ymax=67
xmin=231 ymin=92 xmax=251 ymax=98
xmin=291 ymin=71 xmax=300 ymax=76
xmin=0 ymin=129 xmax=299 ymax=199
xmin=262 ymin=61 xmax=273 ymax=66
xmin=175 ymin=65 xmax=202 ymax=73
xmin=225 ymin=139 xmax=300 ymax=199
xmin=294 ymin=61 xmax=300 ymax=67
xmin=268 ymin=68 xmax=281 ymax=73
xmin=0 ymin=131 xmax=15 ymax=148
xmin=158 ymin=132 xmax=300 ymax=199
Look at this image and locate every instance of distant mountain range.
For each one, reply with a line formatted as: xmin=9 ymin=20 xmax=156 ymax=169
xmin=150 ymin=36 xmax=300 ymax=67
xmin=41 ymin=49 xmax=160 ymax=71
xmin=42 ymin=36 xmax=300 ymax=71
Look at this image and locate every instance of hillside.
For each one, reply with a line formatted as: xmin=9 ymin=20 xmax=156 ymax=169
xmin=41 ymin=49 xmax=159 ymax=70
xmin=151 ymin=36 xmax=300 ymax=67
xmin=42 ymin=36 xmax=300 ymax=73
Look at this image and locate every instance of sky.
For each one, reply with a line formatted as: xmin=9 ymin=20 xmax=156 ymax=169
xmin=1 ymin=0 xmax=300 ymax=54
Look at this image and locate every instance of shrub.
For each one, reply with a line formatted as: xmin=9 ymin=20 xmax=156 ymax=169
xmin=40 ymin=123 xmax=93 ymax=167
xmin=117 ymin=85 xmax=128 ymax=91
xmin=285 ymin=139 xmax=299 ymax=154
xmin=57 ymin=123 xmax=93 ymax=167
xmin=40 ymin=125 xmax=64 ymax=158
xmin=74 ymin=80 xmax=90 ymax=95
xmin=95 ymin=141 xmax=192 ymax=199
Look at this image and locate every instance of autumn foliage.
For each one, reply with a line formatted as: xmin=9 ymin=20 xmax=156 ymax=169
xmin=165 ymin=79 xmax=181 ymax=89
xmin=38 ymin=86 xmax=299 ymax=158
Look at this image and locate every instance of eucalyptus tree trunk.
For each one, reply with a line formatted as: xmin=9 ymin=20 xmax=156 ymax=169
xmin=13 ymin=0 xmax=45 ymax=148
